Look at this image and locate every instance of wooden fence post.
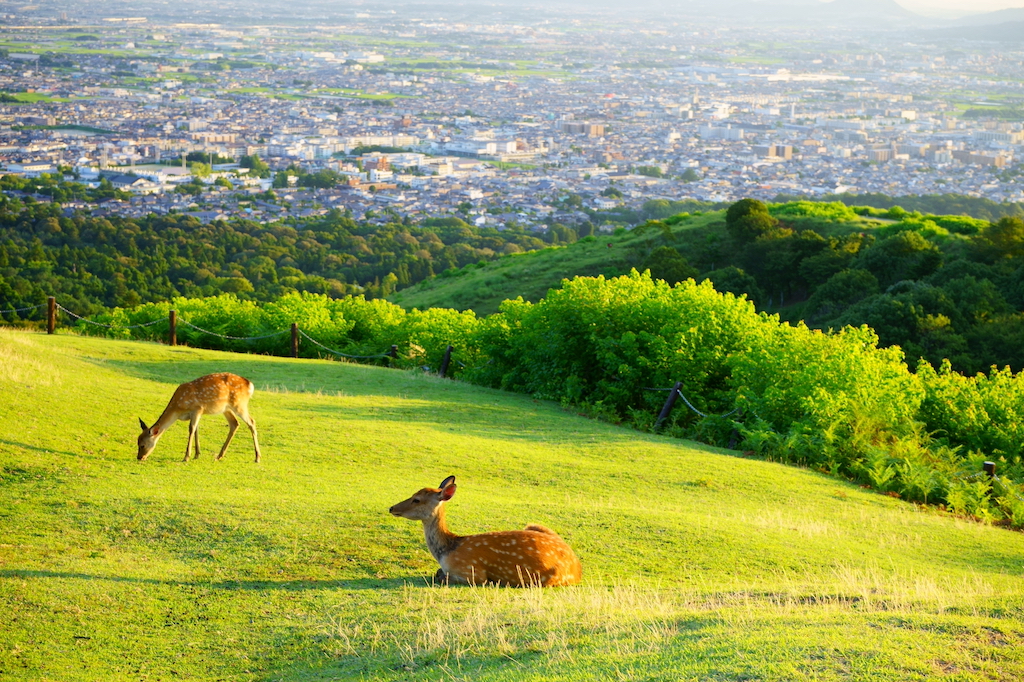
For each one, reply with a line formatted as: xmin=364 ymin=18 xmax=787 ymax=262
xmin=168 ymin=309 xmax=176 ymax=346
xmin=655 ymin=381 xmax=683 ymax=431
xmin=439 ymin=345 xmax=454 ymax=378
xmin=47 ymin=296 xmax=55 ymax=334
xmin=388 ymin=344 xmax=398 ymax=367
xmin=291 ymin=323 xmax=299 ymax=358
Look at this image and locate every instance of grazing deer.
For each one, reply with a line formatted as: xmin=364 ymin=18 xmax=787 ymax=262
xmin=389 ymin=476 xmax=582 ymax=587
xmin=137 ymin=373 xmax=262 ymax=463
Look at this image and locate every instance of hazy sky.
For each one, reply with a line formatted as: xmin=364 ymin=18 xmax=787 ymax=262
xmin=890 ymin=0 xmax=1023 ymax=16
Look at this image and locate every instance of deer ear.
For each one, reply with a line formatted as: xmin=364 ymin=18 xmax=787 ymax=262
xmin=440 ymin=483 xmax=456 ymax=501
xmin=138 ymin=418 xmax=148 ymax=431
xmin=439 ymin=475 xmax=456 ymax=489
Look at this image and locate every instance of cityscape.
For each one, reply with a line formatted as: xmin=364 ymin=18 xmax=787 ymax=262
xmin=3 ymin=1 xmax=1024 ymax=230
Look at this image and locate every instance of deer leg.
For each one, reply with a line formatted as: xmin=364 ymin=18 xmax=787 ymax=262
xmin=217 ymin=412 xmax=239 ymax=460
xmin=190 ymin=413 xmax=203 ymax=460
xmin=239 ymin=409 xmax=261 ymax=463
xmin=183 ymin=416 xmax=196 ymax=462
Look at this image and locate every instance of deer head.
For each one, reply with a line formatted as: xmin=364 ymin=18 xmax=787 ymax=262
xmin=389 ymin=475 xmax=456 ymax=520
xmin=137 ymin=418 xmax=163 ymax=461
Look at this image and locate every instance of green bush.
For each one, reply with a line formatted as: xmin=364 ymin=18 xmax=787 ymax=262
xmin=77 ymin=271 xmax=1024 ymax=527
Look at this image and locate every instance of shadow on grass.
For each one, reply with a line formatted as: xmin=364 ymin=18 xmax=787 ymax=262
xmin=0 ymin=569 xmax=414 ymax=591
xmin=0 ymin=438 xmax=80 ymax=458
xmin=98 ymin=356 xmax=647 ymax=447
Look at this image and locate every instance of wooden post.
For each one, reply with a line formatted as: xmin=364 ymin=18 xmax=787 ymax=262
xmin=388 ymin=344 xmax=398 ymax=367
xmin=291 ymin=323 xmax=299 ymax=358
xmin=439 ymin=345 xmax=454 ymax=378
xmin=46 ymin=297 xmax=55 ymax=334
xmin=655 ymin=381 xmax=683 ymax=431
xmin=168 ymin=309 xmax=177 ymax=346
xmin=984 ymin=461 xmax=996 ymax=479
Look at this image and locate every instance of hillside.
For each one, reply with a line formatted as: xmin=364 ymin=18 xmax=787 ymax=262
xmin=390 ymin=207 xmax=880 ymax=315
xmin=2 ymin=330 xmax=1024 ymax=681
xmin=391 ymin=200 xmax=1024 ymax=376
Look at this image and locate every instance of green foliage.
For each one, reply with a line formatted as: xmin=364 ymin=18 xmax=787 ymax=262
xmin=239 ymin=154 xmax=271 ymax=178
xmin=634 ymin=165 xmax=663 ymax=178
xmin=701 ymin=266 xmax=764 ymax=305
xmin=804 ymin=269 xmax=880 ymax=322
xmin=642 ymin=247 xmax=698 ymax=285
xmin=769 ymin=201 xmax=859 ymax=222
xmin=0 ymin=208 xmax=551 ymax=321
xmin=726 ymin=198 xmax=779 ymax=242
xmin=775 ymin=191 xmax=1024 ymax=222
xmin=73 ymin=270 xmax=1024 ymax=526
xmin=854 ymin=230 xmax=942 ymax=287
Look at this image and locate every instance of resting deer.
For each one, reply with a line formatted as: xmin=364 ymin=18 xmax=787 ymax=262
xmin=137 ymin=373 xmax=262 ymax=463
xmin=389 ymin=476 xmax=582 ymax=587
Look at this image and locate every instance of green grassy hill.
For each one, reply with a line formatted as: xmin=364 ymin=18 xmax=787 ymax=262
xmin=390 ymin=226 xmax=650 ymax=314
xmin=389 ymin=209 xmax=883 ymax=315
xmin=2 ymin=330 xmax=1023 ymax=681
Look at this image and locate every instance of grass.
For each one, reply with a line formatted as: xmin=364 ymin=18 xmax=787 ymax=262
xmin=391 ymin=210 xmax=892 ymax=314
xmin=1 ymin=330 xmax=1024 ymax=681
xmin=2 ymin=92 xmax=70 ymax=104
xmin=391 ymin=214 xmax=720 ymax=314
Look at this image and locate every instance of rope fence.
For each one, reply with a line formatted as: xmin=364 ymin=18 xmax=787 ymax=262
xmin=0 ymin=303 xmax=46 ymax=314
xmin=180 ymin=320 xmax=289 ymax=341
xmin=644 ymin=383 xmax=740 ymax=427
xmin=297 ymin=329 xmax=391 ymax=360
xmin=7 ymin=296 xmax=1024 ymax=508
xmin=56 ymin=303 xmax=166 ymax=330
xmin=9 ymin=296 xmax=408 ymax=368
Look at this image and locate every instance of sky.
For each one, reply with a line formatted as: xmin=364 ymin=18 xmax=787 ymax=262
xmin=885 ymin=0 xmax=1024 ymax=17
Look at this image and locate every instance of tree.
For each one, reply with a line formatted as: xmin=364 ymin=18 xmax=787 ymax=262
xmin=804 ymin=269 xmax=879 ymax=322
xmin=190 ymin=162 xmax=212 ymax=179
xmin=240 ymin=154 xmax=271 ymax=178
xmin=643 ymin=246 xmax=698 ymax=285
xmin=680 ymin=168 xmax=701 ymax=183
xmin=980 ymin=216 xmax=1024 ymax=261
xmin=855 ymin=231 xmax=942 ymax=287
xmin=725 ymin=198 xmax=778 ymax=242
xmin=701 ymin=266 xmax=764 ymax=305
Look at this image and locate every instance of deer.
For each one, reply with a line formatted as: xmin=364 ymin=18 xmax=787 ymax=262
xmin=137 ymin=373 xmax=262 ymax=463
xmin=389 ymin=475 xmax=582 ymax=587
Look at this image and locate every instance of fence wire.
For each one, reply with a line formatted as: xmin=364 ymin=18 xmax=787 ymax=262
xmin=57 ymin=303 xmax=166 ymax=330
xmin=644 ymin=385 xmax=739 ymax=419
xmin=0 ymin=303 xmax=46 ymax=314
xmin=178 ymin=320 xmax=289 ymax=341
xmin=297 ymin=329 xmax=391 ymax=359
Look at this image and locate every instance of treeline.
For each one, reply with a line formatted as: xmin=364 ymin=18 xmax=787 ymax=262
xmin=639 ymin=200 xmax=1024 ymax=375
xmin=774 ymin=192 xmax=1024 ymax=222
xmin=0 ymin=203 xmax=552 ymax=318
xmin=75 ymin=277 xmax=1024 ymax=528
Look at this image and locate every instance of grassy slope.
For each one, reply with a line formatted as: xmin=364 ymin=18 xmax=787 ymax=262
xmin=389 ymin=231 xmax=640 ymax=315
xmin=390 ymin=212 xmax=882 ymax=315
xmin=1 ymin=330 xmax=1023 ymax=681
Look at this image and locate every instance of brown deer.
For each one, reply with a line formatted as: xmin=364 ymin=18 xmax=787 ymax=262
xmin=137 ymin=373 xmax=262 ymax=463
xmin=389 ymin=475 xmax=582 ymax=587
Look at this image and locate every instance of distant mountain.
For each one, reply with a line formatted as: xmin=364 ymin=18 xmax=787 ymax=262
xmin=818 ymin=0 xmax=915 ymax=19
xmin=924 ymin=19 xmax=1024 ymax=42
xmin=955 ymin=7 xmax=1024 ymax=27
xmin=639 ymin=0 xmax=922 ymax=26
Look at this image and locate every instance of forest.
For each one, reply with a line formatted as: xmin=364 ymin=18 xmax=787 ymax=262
xmin=0 ymin=200 xmax=552 ymax=316
xmin=639 ymin=200 xmax=1024 ymax=375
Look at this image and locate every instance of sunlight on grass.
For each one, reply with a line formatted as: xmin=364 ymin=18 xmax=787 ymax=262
xmin=2 ymin=332 xmax=1024 ymax=681
xmin=0 ymin=329 xmax=60 ymax=386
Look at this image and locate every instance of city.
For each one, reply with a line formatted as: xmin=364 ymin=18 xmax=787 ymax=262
xmin=2 ymin=1 xmax=1024 ymax=231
